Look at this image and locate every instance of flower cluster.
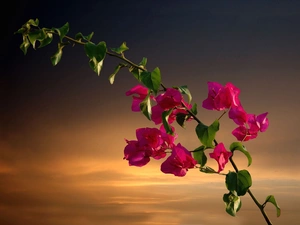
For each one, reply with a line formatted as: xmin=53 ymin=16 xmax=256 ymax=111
xmin=125 ymin=85 xmax=196 ymax=175
xmin=124 ymin=126 xmax=197 ymax=176
xmin=202 ymin=81 xmax=269 ymax=141
xmin=123 ymin=126 xmax=175 ymax=166
xmin=124 ymin=81 xmax=269 ymax=176
xmin=161 ymin=143 xmax=197 ymax=177
xmin=126 ymin=85 xmax=192 ymax=125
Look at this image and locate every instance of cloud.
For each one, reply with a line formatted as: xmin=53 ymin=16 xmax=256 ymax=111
xmin=1 ymin=122 xmax=300 ymax=225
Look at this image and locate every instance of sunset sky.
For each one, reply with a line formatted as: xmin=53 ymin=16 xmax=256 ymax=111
xmin=2 ymin=1 xmax=300 ymax=225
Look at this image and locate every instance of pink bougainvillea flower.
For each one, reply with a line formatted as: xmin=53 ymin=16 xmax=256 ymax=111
xmin=124 ymin=127 xmax=174 ymax=162
xmin=257 ymin=112 xmax=269 ymax=132
xmin=247 ymin=114 xmax=260 ymax=133
xmin=151 ymin=101 xmax=192 ymax=125
xmin=149 ymin=126 xmax=177 ymax=159
xmin=151 ymin=104 xmax=180 ymax=125
xmin=156 ymin=88 xmax=183 ymax=110
xmin=135 ymin=127 xmax=167 ymax=160
xmin=232 ymin=125 xmax=258 ymax=141
xmin=125 ymin=84 xmax=150 ymax=112
xmin=202 ymin=82 xmax=241 ymax=111
xmin=202 ymin=82 xmax=226 ymax=110
xmin=209 ymin=142 xmax=232 ymax=173
xmin=172 ymin=99 xmax=193 ymax=121
xmin=232 ymin=112 xmax=269 ymax=141
xmin=151 ymin=148 xmax=167 ymax=160
xmin=161 ymin=143 xmax=197 ymax=177
xmin=229 ymin=105 xmax=248 ymax=125
xmin=225 ymin=82 xmax=241 ymax=108
xmin=123 ymin=140 xmax=152 ymax=167
xmin=136 ymin=127 xmax=163 ymax=149
xmin=151 ymin=104 xmax=165 ymax=125
xmin=248 ymin=112 xmax=269 ymax=132
xmin=159 ymin=125 xmax=178 ymax=149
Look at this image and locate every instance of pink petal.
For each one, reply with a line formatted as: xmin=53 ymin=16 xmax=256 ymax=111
xmin=123 ymin=140 xmax=151 ymax=167
xmin=256 ymin=112 xmax=269 ymax=132
xmin=156 ymin=88 xmax=183 ymax=110
xmin=151 ymin=104 xmax=164 ymax=125
xmin=232 ymin=126 xmax=258 ymax=141
xmin=229 ymin=106 xmax=248 ymax=125
xmin=131 ymin=98 xmax=142 ymax=112
xmin=202 ymin=97 xmax=215 ymax=110
xmin=160 ymin=143 xmax=196 ymax=177
xmin=125 ymin=84 xmax=148 ymax=96
xmin=136 ymin=128 xmax=163 ymax=148
xmin=209 ymin=143 xmax=232 ymax=172
xmin=225 ymin=82 xmax=241 ymax=107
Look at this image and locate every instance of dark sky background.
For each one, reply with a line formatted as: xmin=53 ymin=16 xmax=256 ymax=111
xmin=2 ymin=1 xmax=300 ymax=225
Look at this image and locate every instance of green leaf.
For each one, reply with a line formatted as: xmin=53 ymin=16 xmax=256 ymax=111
xmin=237 ymin=170 xmax=252 ymax=196
xmin=264 ymin=195 xmax=281 ymax=217
xmin=109 ymin=64 xmax=124 ymax=84
xmin=88 ymin=58 xmax=104 ymax=75
xmin=162 ymin=109 xmax=173 ymax=135
xmin=139 ymin=57 xmax=147 ymax=68
xmin=110 ymin=42 xmax=129 ymax=54
xmin=178 ymin=85 xmax=192 ymax=103
xmin=195 ymin=122 xmax=209 ymax=146
xmin=129 ymin=66 xmax=142 ymax=81
xmin=200 ymin=166 xmax=218 ymax=174
xmin=84 ymin=41 xmax=106 ymax=62
xmin=128 ymin=57 xmax=147 ymax=80
xmin=225 ymin=170 xmax=252 ymax=196
xmin=50 ymin=42 xmax=68 ymax=66
xmin=229 ymin=142 xmax=252 ymax=167
xmin=139 ymin=92 xmax=152 ymax=121
xmin=141 ymin=67 xmax=161 ymax=95
xmin=84 ymin=41 xmax=107 ymax=75
xmin=226 ymin=171 xmax=238 ymax=192
xmin=195 ymin=120 xmax=219 ymax=147
xmin=223 ymin=191 xmax=242 ymax=216
xmin=15 ymin=18 xmax=39 ymax=35
xmin=52 ymin=22 xmax=69 ymax=42
xmin=75 ymin=32 xmax=94 ymax=41
xmin=176 ymin=113 xmax=188 ymax=128
xmin=20 ymin=36 xmax=30 ymax=55
xmin=28 ymin=30 xmax=46 ymax=49
xmin=192 ymin=146 xmax=207 ymax=167
xmin=38 ymin=32 xmax=53 ymax=48
xmin=151 ymin=67 xmax=161 ymax=94
xmin=27 ymin=18 xmax=39 ymax=27
xmin=191 ymin=103 xmax=198 ymax=115
xmin=15 ymin=27 xmax=27 ymax=34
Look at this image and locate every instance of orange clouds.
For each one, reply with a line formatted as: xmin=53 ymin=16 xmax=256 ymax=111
xmin=1 ymin=113 xmax=300 ymax=225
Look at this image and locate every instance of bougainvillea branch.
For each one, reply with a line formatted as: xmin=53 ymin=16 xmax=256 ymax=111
xmin=15 ymin=18 xmax=281 ymax=225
